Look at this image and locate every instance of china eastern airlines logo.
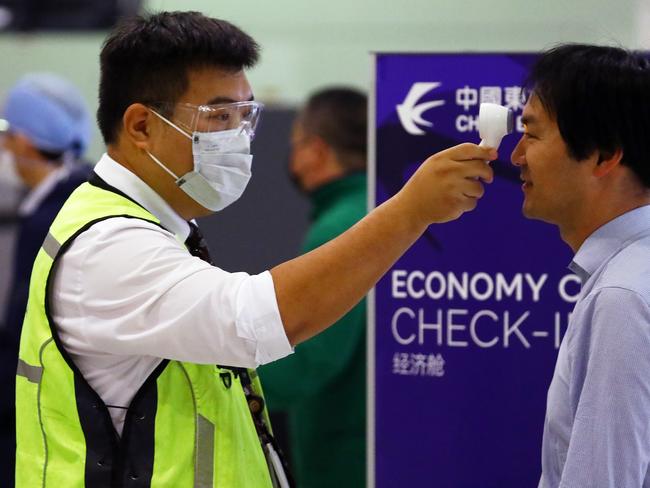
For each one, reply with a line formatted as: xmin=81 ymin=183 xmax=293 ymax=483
xmin=396 ymin=82 xmax=445 ymax=135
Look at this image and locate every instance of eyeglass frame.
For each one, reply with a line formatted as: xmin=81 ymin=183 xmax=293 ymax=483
xmin=145 ymin=101 xmax=264 ymax=139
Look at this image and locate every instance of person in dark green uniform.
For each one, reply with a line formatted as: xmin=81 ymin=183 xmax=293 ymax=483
xmin=259 ymin=87 xmax=367 ymax=488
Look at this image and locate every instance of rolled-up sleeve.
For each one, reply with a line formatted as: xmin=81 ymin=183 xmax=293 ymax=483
xmin=235 ymin=271 xmax=293 ymax=365
xmin=53 ymin=218 xmax=293 ymax=369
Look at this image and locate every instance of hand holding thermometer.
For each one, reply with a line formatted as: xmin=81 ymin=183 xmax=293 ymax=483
xmin=478 ymin=103 xmax=514 ymax=151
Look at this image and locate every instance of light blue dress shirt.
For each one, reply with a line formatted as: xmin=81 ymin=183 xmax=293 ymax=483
xmin=540 ymin=205 xmax=650 ymax=488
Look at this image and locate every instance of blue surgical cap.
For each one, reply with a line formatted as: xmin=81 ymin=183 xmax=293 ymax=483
xmin=2 ymin=73 xmax=91 ymax=158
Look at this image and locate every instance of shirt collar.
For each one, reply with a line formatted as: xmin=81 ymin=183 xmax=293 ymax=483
xmin=94 ymin=153 xmax=190 ymax=241
xmin=570 ymin=205 xmax=650 ymax=283
xmin=18 ymin=164 xmax=69 ymax=217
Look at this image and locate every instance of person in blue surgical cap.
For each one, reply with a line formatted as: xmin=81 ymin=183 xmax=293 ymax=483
xmin=0 ymin=72 xmax=92 ymax=488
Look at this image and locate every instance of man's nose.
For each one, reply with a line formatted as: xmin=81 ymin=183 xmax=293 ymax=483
xmin=510 ymin=136 xmax=525 ymax=167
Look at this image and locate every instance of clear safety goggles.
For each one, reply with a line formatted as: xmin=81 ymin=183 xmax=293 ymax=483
xmin=148 ymin=101 xmax=264 ymax=139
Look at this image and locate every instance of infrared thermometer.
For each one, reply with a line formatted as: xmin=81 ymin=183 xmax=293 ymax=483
xmin=478 ymin=103 xmax=514 ymax=150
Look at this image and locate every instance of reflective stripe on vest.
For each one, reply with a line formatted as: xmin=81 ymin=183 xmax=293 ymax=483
xmin=16 ymin=182 xmax=274 ymax=487
xmin=41 ymin=232 xmax=60 ymax=260
xmin=16 ymin=359 xmax=43 ymax=383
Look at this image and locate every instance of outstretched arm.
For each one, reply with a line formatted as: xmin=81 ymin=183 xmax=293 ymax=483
xmin=271 ymin=143 xmax=496 ymax=345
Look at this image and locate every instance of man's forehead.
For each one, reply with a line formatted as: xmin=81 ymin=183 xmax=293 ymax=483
xmin=183 ymin=68 xmax=253 ymax=105
xmin=521 ymin=95 xmax=550 ymax=126
xmin=204 ymin=94 xmax=255 ymax=105
xmin=290 ymin=119 xmax=306 ymax=140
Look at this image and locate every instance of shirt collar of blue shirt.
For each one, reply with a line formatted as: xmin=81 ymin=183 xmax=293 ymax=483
xmin=569 ymin=204 xmax=650 ymax=285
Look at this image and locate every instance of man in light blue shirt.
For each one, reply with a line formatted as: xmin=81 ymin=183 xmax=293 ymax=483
xmin=511 ymin=44 xmax=650 ymax=487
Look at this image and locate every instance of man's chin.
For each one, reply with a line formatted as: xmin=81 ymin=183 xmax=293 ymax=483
xmin=522 ymin=204 xmax=556 ymax=225
xmin=522 ymin=200 xmax=542 ymax=219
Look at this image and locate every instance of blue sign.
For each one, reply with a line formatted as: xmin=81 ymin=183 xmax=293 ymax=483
xmin=369 ymin=53 xmax=577 ymax=487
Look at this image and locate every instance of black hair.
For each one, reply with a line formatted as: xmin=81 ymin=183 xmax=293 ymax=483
xmin=301 ymin=87 xmax=367 ymax=172
xmin=525 ymin=43 xmax=650 ymax=186
xmin=97 ymin=11 xmax=260 ymax=144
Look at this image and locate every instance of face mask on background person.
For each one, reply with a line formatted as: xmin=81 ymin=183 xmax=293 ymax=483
xmin=0 ymin=148 xmax=24 ymax=190
xmin=147 ymin=109 xmax=254 ymax=212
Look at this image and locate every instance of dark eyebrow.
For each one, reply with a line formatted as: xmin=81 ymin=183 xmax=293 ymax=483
xmin=521 ymin=114 xmax=537 ymax=126
xmin=205 ymin=95 xmax=255 ymax=105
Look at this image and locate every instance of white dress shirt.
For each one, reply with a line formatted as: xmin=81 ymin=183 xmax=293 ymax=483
xmin=52 ymin=153 xmax=292 ymax=434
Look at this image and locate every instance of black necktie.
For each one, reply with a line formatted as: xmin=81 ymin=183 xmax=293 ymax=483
xmin=185 ymin=222 xmax=214 ymax=265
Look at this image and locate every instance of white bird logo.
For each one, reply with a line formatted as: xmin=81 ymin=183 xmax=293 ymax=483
xmin=396 ymin=82 xmax=445 ymax=135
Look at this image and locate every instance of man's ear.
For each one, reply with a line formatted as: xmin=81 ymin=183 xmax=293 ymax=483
xmin=310 ymin=135 xmax=332 ymax=164
xmin=122 ymin=103 xmax=154 ymax=150
xmin=593 ymin=148 xmax=624 ymax=178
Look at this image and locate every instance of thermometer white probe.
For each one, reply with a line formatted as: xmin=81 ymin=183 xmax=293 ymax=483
xmin=478 ymin=103 xmax=514 ymax=150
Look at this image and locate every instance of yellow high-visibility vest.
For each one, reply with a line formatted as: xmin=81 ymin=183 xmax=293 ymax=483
xmin=16 ymin=181 xmax=274 ymax=487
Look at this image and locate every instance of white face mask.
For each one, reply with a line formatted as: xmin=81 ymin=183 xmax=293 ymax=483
xmin=0 ymin=149 xmax=24 ymax=189
xmin=147 ymin=110 xmax=253 ymax=212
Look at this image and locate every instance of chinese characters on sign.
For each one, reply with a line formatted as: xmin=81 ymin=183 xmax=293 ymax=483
xmin=392 ymin=352 xmax=445 ymax=377
xmin=455 ymin=85 xmax=526 ymax=133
